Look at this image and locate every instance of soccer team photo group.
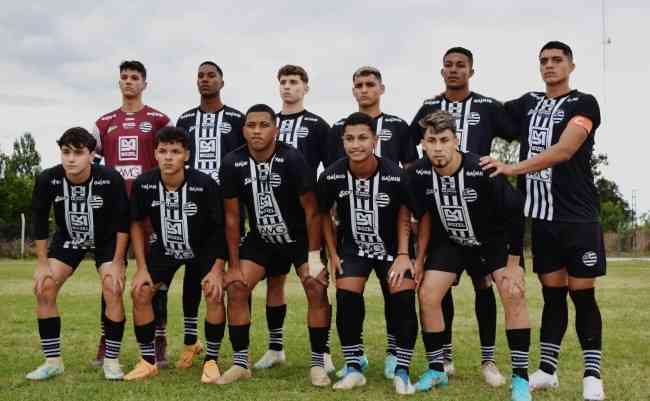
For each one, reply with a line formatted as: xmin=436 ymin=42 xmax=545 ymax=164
xmin=22 ymin=41 xmax=609 ymax=401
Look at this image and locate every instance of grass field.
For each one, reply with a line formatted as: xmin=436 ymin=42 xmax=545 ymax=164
xmin=1 ymin=259 xmax=649 ymax=401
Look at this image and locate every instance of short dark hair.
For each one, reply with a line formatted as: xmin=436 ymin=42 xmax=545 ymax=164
xmin=119 ymin=60 xmax=147 ymax=80
xmin=154 ymin=126 xmax=189 ymax=149
xmin=245 ymin=104 xmax=277 ymax=125
xmin=277 ymin=65 xmax=309 ymax=83
xmin=199 ymin=61 xmax=224 ymax=77
xmin=539 ymin=41 xmax=573 ymax=61
xmin=444 ymin=47 xmax=474 ymax=67
xmin=342 ymin=112 xmax=375 ymax=135
xmin=57 ymin=127 xmax=97 ymax=152
xmin=419 ymin=110 xmax=457 ymax=135
xmin=352 ymin=66 xmax=382 ymax=82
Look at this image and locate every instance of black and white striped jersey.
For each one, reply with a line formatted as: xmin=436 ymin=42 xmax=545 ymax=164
xmin=130 ymin=168 xmax=225 ymax=262
xmin=219 ymin=142 xmax=314 ymax=245
xmin=276 ymin=109 xmax=329 ymax=179
xmin=32 ymin=165 xmax=129 ymax=249
xmin=325 ymin=113 xmax=418 ymax=167
xmin=317 ymin=157 xmax=419 ymax=261
xmin=409 ymin=92 xmax=517 ymax=155
xmin=407 ymin=152 xmax=523 ymax=255
xmin=176 ymin=105 xmax=245 ymax=183
xmin=505 ymin=90 xmax=601 ymax=222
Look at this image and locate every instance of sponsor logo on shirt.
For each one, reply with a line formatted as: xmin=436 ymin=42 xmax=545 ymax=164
xmin=327 ymin=173 xmax=346 ymax=180
xmin=51 ymin=179 xmax=61 ymax=185
xmin=188 ymin=186 xmax=204 ymax=192
xmin=424 ymin=99 xmax=441 ymax=106
xmin=473 ymin=98 xmax=493 ymax=104
xmin=384 ymin=117 xmax=403 ymax=123
xmin=119 ymin=136 xmax=138 ymax=161
xmin=122 ymin=122 xmax=136 ymax=129
xmin=244 ymin=177 xmax=254 ymax=186
xmin=463 ymin=188 xmax=478 ymax=202
xmin=139 ymin=121 xmax=153 ymax=133
xmin=225 ymin=111 xmax=242 ymax=118
xmin=566 ymin=97 xmax=579 ymax=103
xmin=151 ymin=200 xmax=161 ymax=207
xmin=274 ymin=157 xmax=285 ymax=163
xmin=338 ymin=190 xmax=350 ymax=198
xmin=381 ymin=175 xmax=400 ymax=183
xmin=146 ymin=111 xmax=164 ymax=118
xmin=178 ymin=112 xmax=195 ymax=120
xmin=582 ymin=251 xmax=598 ymax=267
xmin=142 ymin=184 xmax=157 ymax=190
xmin=55 ymin=195 xmax=65 ymax=202
xmin=304 ymin=117 xmax=318 ymax=122
xmin=107 ymin=125 xmax=118 ymax=133
xmin=100 ymin=114 xmax=116 ymax=121
xmin=415 ymin=169 xmax=431 ymax=176
xmin=115 ymin=165 xmax=142 ymax=180
xmin=466 ymin=170 xmax=483 ymax=177
xmin=93 ymin=179 xmax=110 ymax=186
xmin=235 ymin=161 xmax=248 ymax=167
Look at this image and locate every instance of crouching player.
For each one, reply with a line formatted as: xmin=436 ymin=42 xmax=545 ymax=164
xmin=124 ymin=126 xmax=227 ymax=383
xmin=318 ymin=112 xmax=419 ymax=394
xmin=408 ymin=110 xmax=532 ymax=401
xmin=27 ymin=127 xmax=129 ymax=380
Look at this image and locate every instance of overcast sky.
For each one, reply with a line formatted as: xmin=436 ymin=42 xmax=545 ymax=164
xmin=1 ymin=1 xmax=648 ymax=213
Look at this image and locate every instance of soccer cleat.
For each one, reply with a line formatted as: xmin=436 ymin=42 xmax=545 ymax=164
xmin=332 ymin=369 xmax=366 ymax=390
xmin=91 ymin=336 xmax=106 ymax=368
xmin=216 ymin=365 xmax=252 ymax=385
xmin=444 ymin=360 xmax=455 ymax=376
xmin=414 ymin=369 xmax=448 ymax=392
xmin=176 ymin=341 xmax=204 ymax=369
xmin=25 ymin=359 xmax=64 ymax=380
xmin=155 ymin=336 xmax=168 ymax=368
xmin=324 ymin=353 xmax=335 ymax=373
xmin=384 ymin=354 xmax=398 ymax=380
xmin=335 ymin=355 xmax=369 ymax=378
xmin=102 ymin=358 xmax=124 ymax=380
xmin=253 ymin=349 xmax=286 ymax=369
xmin=310 ymin=366 xmax=332 ymax=387
xmin=393 ymin=369 xmax=415 ymax=395
xmin=528 ymin=369 xmax=559 ymax=391
xmin=200 ymin=360 xmax=221 ymax=384
xmin=481 ymin=361 xmax=506 ymax=387
xmin=583 ymin=376 xmax=605 ymax=401
xmin=123 ymin=359 xmax=158 ymax=381
xmin=511 ymin=374 xmax=532 ymax=401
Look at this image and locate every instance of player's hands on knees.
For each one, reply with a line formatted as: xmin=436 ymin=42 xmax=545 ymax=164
xmin=479 ymin=156 xmax=514 ymax=177
xmin=104 ymin=259 xmax=126 ymax=295
xmin=307 ymin=250 xmax=326 ymax=284
xmin=33 ymin=261 xmax=55 ymax=296
xmin=499 ymin=263 xmax=525 ymax=299
xmin=388 ymin=254 xmax=414 ymax=289
xmin=202 ymin=269 xmax=225 ymax=303
xmin=131 ymin=268 xmax=153 ymax=293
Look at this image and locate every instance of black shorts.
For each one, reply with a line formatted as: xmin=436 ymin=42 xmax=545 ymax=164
xmin=425 ymin=238 xmax=509 ymax=278
xmin=532 ymin=220 xmax=606 ymax=278
xmin=239 ymin=233 xmax=308 ymax=278
xmin=146 ymin=255 xmax=213 ymax=286
xmin=48 ymin=238 xmax=117 ymax=270
xmin=336 ymin=254 xmax=398 ymax=280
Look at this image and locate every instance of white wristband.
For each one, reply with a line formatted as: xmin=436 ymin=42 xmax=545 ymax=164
xmin=308 ymin=250 xmax=325 ymax=278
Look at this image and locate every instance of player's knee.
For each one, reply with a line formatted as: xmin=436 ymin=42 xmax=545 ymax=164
xmin=227 ymin=281 xmax=249 ymax=304
xmin=35 ymin=281 xmax=57 ymax=305
xmin=303 ymin=279 xmax=327 ymax=304
xmin=101 ymin=278 xmax=124 ymax=300
xmin=473 ymin=275 xmax=492 ymax=290
xmin=131 ymin=286 xmax=152 ymax=307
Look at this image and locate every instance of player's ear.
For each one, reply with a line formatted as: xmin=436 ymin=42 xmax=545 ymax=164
xmin=379 ymin=83 xmax=385 ymax=95
xmin=569 ymin=61 xmax=576 ymax=73
xmin=143 ymin=81 xmax=148 ymax=91
xmin=469 ymin=68 xmax=475 ymax=78
xmin=440 ymin=68 xmax=445 ymax=78
xmin=183 ymin=148 xmax=190 ymax=162
xmin=304 ymin=84 xmax=310 ymax=94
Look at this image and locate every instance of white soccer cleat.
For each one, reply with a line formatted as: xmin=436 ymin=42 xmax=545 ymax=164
xmin=25 ymin=359 xmax=64 ymax=381
xmin=480 ymin=361 xmax=505 ymax=387
xmin=324 ymin=353 xmax=335 ymax=373
xmin=310 ymin=366 xmax=331 ymax=387
xmin=254 ymin=350 xmax=286 ymax=369
xmin=393 ymin=369 xmax=415 ymax=395
xmin=529 ymin=369 xmax=559 ymax=391
xmin=216 ymin=365 xmax=252 ymax=385
xmin=102 ymin=358 xmax=124 ymax=380
xmin=444 ymin=360 xmax=455 ymax=376
xmin=333 ymin=371 xmax=367 ymax=390
xmin=583 ymin=376 xmax=605 ymax=401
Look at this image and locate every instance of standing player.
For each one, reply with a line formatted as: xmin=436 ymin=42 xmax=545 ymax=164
xmin=27 ymin=127 xmax=129 ymax=381
xmin=318 ymin=112 xmax=419 ymax=394
xmin=408 ymin=47 xmax=519 ymax=385
xmin=326 ymin=66 xmax=418 ymax=379
xmin=92 ymin=60 xmax=174 ymax=367
xmin=174 ymin=61 xmax=245 ymax=369
xmin=409 ymin=111 xmax=532 ymax=401
xmin=480 ymin=41 xmax=605 ymax=401
xmin=123 ymin=127 xmax=228 ymax=383
xmin=254 ymin=64 xmax=332 ymax=371
xmin=218 ymin=104 xmax=331 ymax=387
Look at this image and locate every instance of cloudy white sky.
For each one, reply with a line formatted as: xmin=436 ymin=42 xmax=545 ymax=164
xmin=1 ymin=1 xmax=648 ymax=213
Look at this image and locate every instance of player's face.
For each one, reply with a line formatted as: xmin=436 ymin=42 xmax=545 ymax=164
xmin=539 ymin=49 xmax=575 ymax=86
xmin=119 ymin=69 xmax=147 ymax=99
xmin=155 ymin=142 xmax=189 ymax=176
xmin=343 ymin=124 xmax=377 ymax=163
xmin=352 ymin=74 xmax=385 ymax=108
xmin=197 ymin=64 xmax=224 ymax=97
xmin=441 ymin=53 xmax=474 ymax=90
xmin=60 ymin=145 xmax=94 ymax=177
xmin=244 ymin=112 xmax=278 ymax=152
xmin=279 ymin=74 xmax=308 ymax=104
xmin=421 ymin=129 xmax=459 ymax=168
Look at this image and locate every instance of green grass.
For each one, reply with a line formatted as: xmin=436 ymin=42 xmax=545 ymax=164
xmin=1 ymin=259 xmax=648 ymax=401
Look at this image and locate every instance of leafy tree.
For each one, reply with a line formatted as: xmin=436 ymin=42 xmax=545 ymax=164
xmin=591 ymin=153 xmax=634 ymax=231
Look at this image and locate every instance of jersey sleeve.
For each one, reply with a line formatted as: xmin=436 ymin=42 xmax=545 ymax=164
xmin=405 ymin=163 xmax=427 ymax=220
xmin=573 ymin=94 xmax=601 ymax=133
xmin=491 ymin=100 xmax=520 ymax=142
xmin=504 ymin=94 xmax=528 ymax=137
xmin=129 ymin=178 xmax=149 ymax=222
xmin=110 ymin=173 xmax=130 ymax=234
xmin=315 ymin=118 xmax=331 ymax=170
xmin=218 ymin=156 xmax=240 ymax=199
xmin=398 ymin=170 xmax=422 ymax=218
xmin=202 ymin=178 xmax=226 ymax=261
xmin=31 ymin=171 xmax=53 ymax=240
xmin=325 ymin=123 xmax=344 ymax=167
xmin=490 ymin=175 xmax=524 ymax=256
xmin=289 ymin=149 xmax=315 ymax=195
xmin=316 ymin=171 xmax=336 ymax=213
xmin=408 ymin=104 xmax=428 ymax=144
xmin=396 ymin=120 xmax=418 ymax=164
xmin=92 ymin=122 xmax=103 ymax=155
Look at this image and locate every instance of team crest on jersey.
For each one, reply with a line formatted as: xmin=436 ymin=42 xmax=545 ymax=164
xmin=88 ymin=195 xmax=104 ymax=209
xmin=551 ymin=110 xmax=565 ymax=123
xmin=338 ymin=190 xmax=350 ymax=198
xmin=139 ymin=121 xmax=153 ymax=133
xmin=378 ymin=129 xmax=392 ymax=141
xmin=107 ymin=125 xmax=118 ymax=133
xmin=119 ymin=136 xmax=138 ymax=161
xmin=468 ymin=112 xmax=481 ymax=125
xmin=376 ymin=193 xmax=390 ymax=207
xmin=462 ymin=188 xmax=478 ymax=202
xmin=183 ymin=202 xmax=198 ymax=216
xmin=582 ymin=251 xmax=598 ymax=267
xmin=270 ymin=173 xmax=282 ymax=187
xmin=220 ymin=122 xmax=232 ymax=134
